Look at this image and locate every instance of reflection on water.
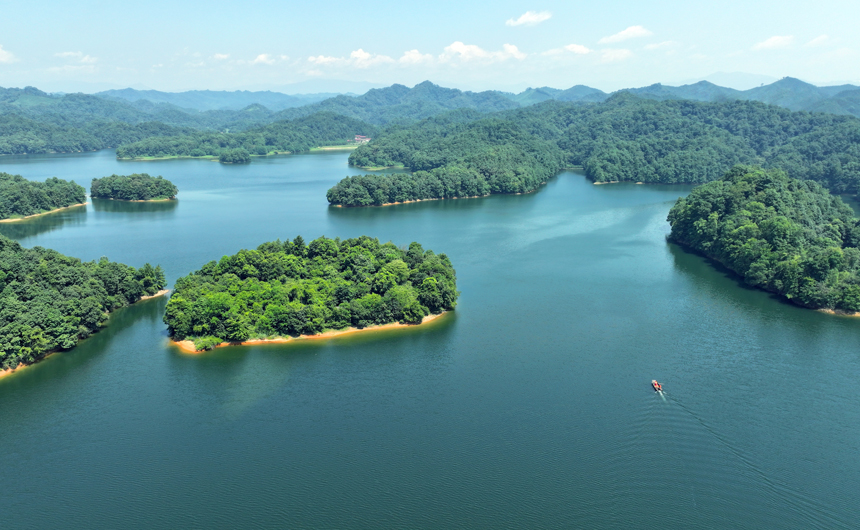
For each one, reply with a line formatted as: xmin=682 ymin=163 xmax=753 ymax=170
xmin=0 ymin=205 xmax=88 ymax=240
xmin=92 ymin=198 xmax=179 ymax=214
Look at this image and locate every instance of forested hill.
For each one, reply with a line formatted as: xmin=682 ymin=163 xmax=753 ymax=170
xmin=327 ymin=95 xmax=860 ymax=206
xmin=269 ymin=81 xmax=520 ymax=125
xmin=96 ymin=88 xmax=333 ymax=112
xmin=116 ymin=112 xmax=378 ymax=159
xmin=0 ymin=234 xmax=166 ymax=370
xmin=0 ymin=173 xmax=86 ymax=219
xmin=668 ymin=166 xmax=860 ymax=312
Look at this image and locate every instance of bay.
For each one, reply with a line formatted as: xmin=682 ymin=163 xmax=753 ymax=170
xmin=0 ymin=150 xmax=858 ymax=528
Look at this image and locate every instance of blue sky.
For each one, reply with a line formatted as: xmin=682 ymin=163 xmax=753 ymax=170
xmin=1 ymin=0 xmax=858 ymax=93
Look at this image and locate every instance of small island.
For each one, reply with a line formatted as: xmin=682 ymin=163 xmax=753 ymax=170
xmin=0 ymin=172 xmax=86 ymax=221
xmin=219 ymin=148 xmax=251 ymax=164
xmin=90 ymin=173 xmax=178 ymax=201
xmin=164 ymin=235 xmax=459 ymax=351
xmin=668 ymin=166 xmax=860 ymax=313
xmin=0 ymin=234 xmax=167 ymax=377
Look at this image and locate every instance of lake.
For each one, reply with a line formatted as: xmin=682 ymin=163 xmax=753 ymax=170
xmin=1 ymin=150 xmax=858 ymax=528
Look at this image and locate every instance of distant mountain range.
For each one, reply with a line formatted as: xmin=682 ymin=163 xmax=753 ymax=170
xmin=96 ymin=88 xmax=337 ymax=112
xmin=495 ymin=77 xmax=860 ymax=118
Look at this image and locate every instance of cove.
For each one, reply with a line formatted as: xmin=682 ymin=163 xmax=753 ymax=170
xmin=0 ymin=150 xmax=858 ymax=529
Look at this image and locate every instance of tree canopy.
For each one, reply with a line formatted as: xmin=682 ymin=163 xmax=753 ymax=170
xmin=164 ymin=235 xmax=459 ymax=350
xmin=90 ymin=173 xmax=178 ymax=201
xmin=668 ymin=166 xmax=860 ymax=311
xmin=0 ymin=172 xmax=86 ymax=219
xmin=0 ymin=234 xmax=166 ymax=370
xmin=327 ymin=95 xmax=860 ymax=206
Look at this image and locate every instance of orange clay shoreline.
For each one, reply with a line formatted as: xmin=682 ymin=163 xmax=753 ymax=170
xmin=0 ymin=202 xmax=88 ymax=223
xmin=0 ymin=289 xmax=170 ymax=381
xmin=173 ymin=311 xmax=449 ymax=354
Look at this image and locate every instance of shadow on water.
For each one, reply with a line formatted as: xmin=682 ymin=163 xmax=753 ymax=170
xmin=91 ymin=198 xmax=179 ymax=214
xmin=0 ymin=205 xmax=88 ymax=240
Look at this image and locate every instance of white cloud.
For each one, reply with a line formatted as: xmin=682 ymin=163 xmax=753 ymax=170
xmin=506 ymin=11 xmax=552 ymax=27
xmin=644 ymin=41 xmax=676 ymax=50
xmin=599 ymin=26 xmax=653 ymax=44
xmin=251 ymin=54 xmax=275 ymax=65
xmin=0 ymin=45 xmax=14 ymax=63
xmin=308 ymin=55 xmax=339 ymax=65
xmin=213 ymin=53 xmax=230 ymax=60
xmin=55 ymin=51 xmax=98 ymax=63
xmin=565 ymin=44 xmax=592 ymax=54
xmin=752 ymin=35 xmax=794 ymax=50
xmin=440 ymin=42 xmax=526 ymax=62
xmin=805 ymin=35 xmax=829 ymax=47
xmin=399 ymin=49 xmax=434 ymax=64
xmin=350 ymin=48 xmax=394 ymax=68
xmin=601 ymin=49 xmax=632 ymax=62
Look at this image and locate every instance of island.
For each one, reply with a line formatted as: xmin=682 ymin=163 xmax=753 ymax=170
xmin=0 ymin=172 xmax=86 ymax=221
xmin=327 ymin=96 xmax=860 ymax=206
xmin=90 ymin=173 xmax=178 ymax=201
xmin=0 ymin=234 xmax=167 ymax=377
xmin=667 ymin=166 xmax=860 ymax=313
xmin=164 ymin=235 xmax=459 ymax=351
xmin=219 ymin=148 xmax=251 ymax=164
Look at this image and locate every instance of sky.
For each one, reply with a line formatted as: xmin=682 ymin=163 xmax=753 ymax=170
xmin=1 ymin=0 xmax=858 ymax=94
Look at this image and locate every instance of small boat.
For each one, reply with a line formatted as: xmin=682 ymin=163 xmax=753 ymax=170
xmin=652 ymin=380 xmax=662 ymax=392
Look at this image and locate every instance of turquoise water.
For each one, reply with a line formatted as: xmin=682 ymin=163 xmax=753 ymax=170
xmin=1 ymin=150 xmax=858 ymax=528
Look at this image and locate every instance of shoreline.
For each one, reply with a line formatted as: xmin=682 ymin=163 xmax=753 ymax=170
xmin=0 ymin=202 xmax=88 ymax=223
xmin=140 ymin=289 xmax=170 ymax=301
xmin=1 ymin=290 xmax=170 ymax=381
xmin=172 ymin=311 xmax=448 ymax=354
xmin=332 ymin=183 xmax=548 ymax=208
xmin=816 ymin=308 xmax=860 ymax=317
xmin=95 ymin=197 xmax=176 ymax=203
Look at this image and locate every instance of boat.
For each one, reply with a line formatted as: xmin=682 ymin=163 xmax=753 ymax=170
xmin=651 ymin=380 xmax=662 ymax=392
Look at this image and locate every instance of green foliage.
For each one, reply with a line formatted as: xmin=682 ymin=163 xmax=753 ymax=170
xmin=218 ymin=148 xmax=251 ymax=164
xmin=91 ymin=173 xmax=178 ymax=200
xmin=164 ymin=235 xmax=459 ymax=343
xmin=668 ymin=166 xmax=860 ymax=311
xmin=327 ymin=96 xmax=860 ymax=205
xmin=0 ymin=235 xmax=166 ymax=369
xmin=0 ymin=172 xmax=86 ymax=219
xmin=116 ymin=112 xmax=379 ymax=160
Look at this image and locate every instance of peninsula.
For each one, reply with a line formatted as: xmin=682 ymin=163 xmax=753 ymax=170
xmin=164 ymin=235 xmax=459 ymax=351
xmin=0 ymin=172 xmax=87 ymax=220
xmin=90 ymin=173 xmax=178 ymax=201
xmin=0 ymin=234 xmax=167 ymax=374
xmin=667 ymin=166 xmax=860 ymax=312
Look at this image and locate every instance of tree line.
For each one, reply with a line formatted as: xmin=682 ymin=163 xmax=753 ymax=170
xmin=0 ymin=234 xmax=166 ymax=370
xmin=0 ymin=172 xmax=86 ymax=219
xmin=327 ymin=95 xmax=860 ymax=206
xmin=668 ymin=166 xmax=860 ymax=311
xmin=164 ymin=235 xmax=459 ymax=350
xmin=91 ymin=173 xmax=178 ymax=201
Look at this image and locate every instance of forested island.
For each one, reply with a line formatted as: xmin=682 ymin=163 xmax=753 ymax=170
xmin=668 ymin=166 xmax=860 ymax=312
xmin=0 ymin=234 xmax=166 ymax=372
xmin=90 ymin=173 xmax=178 ymax=201
xmin=327 ymin=96 xmax=860 ymax=206
xmin=116 ymin=112 xmax=378 ymax=160
xmin=0 ymin=172 xmax=86 ymax=220
xmin=164 ymin=235 xmax=458 ymax=351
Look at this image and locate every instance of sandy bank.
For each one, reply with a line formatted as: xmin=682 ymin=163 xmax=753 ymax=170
xmin=98 ymin=197 xmax=176 ymax=203
xmin=173 ymin=311 xmax=449 ymax=354
xmin=140 ymin=289 xmax=170 ymax=301
xmin=817 ymin=308 xmax=860 ymax=317
xmin=0 ymin=202 xmax=87 ymax=223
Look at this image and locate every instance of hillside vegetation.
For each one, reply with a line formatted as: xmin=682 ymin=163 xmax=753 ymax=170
xmin=668 ymin=166 xmax=860 ymax=311
xmin=0 ymin=172 xmax=86 ymax=219
xmin=90 ymin=174 xmax=178 ymax=201
xmin=164 ymin=235 xmax=458 ymax=350
xmin=0 ymin=235 xmax=166 ymax=370
xmin=327 ymin=96 xmax=860 ymax=206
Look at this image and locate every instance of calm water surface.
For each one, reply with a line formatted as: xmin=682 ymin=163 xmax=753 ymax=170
xmin=1 ymin=150 xmax=858 ymax=528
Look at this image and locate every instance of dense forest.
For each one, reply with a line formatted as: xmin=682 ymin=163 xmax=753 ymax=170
xmin=164 ymin=235 xmax=459 ymax=350
xmin=327 ymin=95 xmax=860 ymax=206
xmin=0 ymin=172 xmax=86 ymax=219
xmin=668 ymin=166 xmax=860 ymax=311
xmin=116 ymin=112 xmax=378 ymax=159
xmin=0 ymin=234 xmax=166 ymax=370
xmin=90 ymin=173 xmax=178 ymax=201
